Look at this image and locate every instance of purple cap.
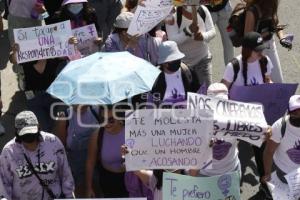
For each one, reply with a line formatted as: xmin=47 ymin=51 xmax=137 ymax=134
xmin=62 ymin=0 xmax=87 ymax=5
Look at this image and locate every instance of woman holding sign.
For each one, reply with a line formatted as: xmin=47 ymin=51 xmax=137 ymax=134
xmin=85 ymin=104 xmax=129 ymax=198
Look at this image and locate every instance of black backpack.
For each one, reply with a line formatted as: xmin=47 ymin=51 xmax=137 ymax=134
xmin=227 ymin=4 xmax=259 ymax=47
xmin=230 ymin=56 xmax=268 ymax=88
xmin=280 ymin=113 xmax=288 ymax=138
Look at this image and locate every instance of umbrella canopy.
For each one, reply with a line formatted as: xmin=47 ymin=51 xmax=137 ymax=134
xmin=47 ymin=52 xmax=161 ymax=105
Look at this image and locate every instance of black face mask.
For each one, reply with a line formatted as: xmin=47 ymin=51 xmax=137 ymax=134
xmin=167 ymin=60 xmax=181 ymax=72
xmin=19 ymin=134 xmax=39 ymax=143
xmin=289 ymin=116 xmax=300 ymax=127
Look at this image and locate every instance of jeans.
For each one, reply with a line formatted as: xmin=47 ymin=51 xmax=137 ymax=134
xmin=210 ymin=1 xmax=234 ymax=65
xmin=263 ymin=37 xmax=284 ymax=83
xmin=188 ymin=55 xmax=213 ymax=87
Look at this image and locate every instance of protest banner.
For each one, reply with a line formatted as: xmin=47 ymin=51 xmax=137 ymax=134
xmin=230 ymin=83 xmax=298 ymax=125
xmin=72 ymin=24 xmax=98 ymax=56
xmin=127 ymin=1 xmax=173 ymax=35
xmin=187 ymin=92 xmax=268 ymax=147
xmin=125 ymin=109 xmax=213 ymax=171
xmin=13 ymin=21 xmax=75 ymax=63
xmin=285 ymin=168 xmax=300 ymax=199
xmin=163 ymin=171 xmax=240 ymax=200
xmin=267 ymin=172 xmax=296 ymax=200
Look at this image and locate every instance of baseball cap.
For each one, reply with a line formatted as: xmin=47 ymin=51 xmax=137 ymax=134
xmin=62 ymin=0 xmax=87 ymax=6
xmin=114 ymin=12 xmax=134 ymax=29
xmin=289 ymin=95 xmax=300 ymax=112
xmin=15 ymin=111 xmax=39 ymax=137
xmin=242 ymin=32 xmax=266 ymax=52
xmin=207 ymin=83 xmax=229 ymax=100
xmin=157 ymin=41 xmax=185 ymax=64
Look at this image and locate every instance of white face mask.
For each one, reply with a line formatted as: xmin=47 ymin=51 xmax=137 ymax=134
xmin=67 ymin=3 xmax=83 ymax=15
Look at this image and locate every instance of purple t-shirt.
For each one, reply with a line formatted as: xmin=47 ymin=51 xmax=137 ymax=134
xmin=101 ymin=128 xmax=125 ymax=171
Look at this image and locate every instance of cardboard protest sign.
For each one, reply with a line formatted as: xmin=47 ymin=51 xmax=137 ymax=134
xmin=127 ymin=1 xmax=173 ymax=36
xmin=285 ymin=168 xmax=300 ymax=199
xmin=125 ymin=109 xmax=213 ymax=171
xmin=14 ymin=21 xmax=75 ymax=63
xmin=163 ymin=171 xmax=240 ymax=200
xmin=267 ymin=172 xmax=296 ymax=200
xmin=72 ymin=24 xmax=98 ymax=56
xmin=230 ymin=83 xmax=298 ymax=125
xmin=187 ymin=93 xmax=268 ymax=147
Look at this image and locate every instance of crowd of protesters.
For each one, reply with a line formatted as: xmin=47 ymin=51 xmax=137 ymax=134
xmin=0 ymin=0 xmax=299 ymax=200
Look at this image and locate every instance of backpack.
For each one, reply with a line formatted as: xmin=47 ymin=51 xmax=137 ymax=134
xmin=230 ymin=55 xmax=268 ymax=88
xmin=280 ymin=113 xmax=288 ymax=138
xmin=227 ymin=4 xmax=259 ymax=47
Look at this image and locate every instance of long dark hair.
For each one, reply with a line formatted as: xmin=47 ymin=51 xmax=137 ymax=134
xmin=246 ymin=0 xmax=279 ymax=25
xmin=241 ymin=47 xmax=253 ymax=86
xmin=58 ymin=3 xmax=97 ymax=25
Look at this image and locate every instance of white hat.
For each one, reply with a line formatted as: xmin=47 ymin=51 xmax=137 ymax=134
xmin=114 ymin=12 xmax=134 ymax=29
xmin=15 ymin=111 xmax=39 ymax=136
xmin=157 ymin=41 xmax=185 ymax=64
xmin=289 ymin=95 xmax=300 ymax=112
xmin=207 ymin=83 xmax=229 ymax=100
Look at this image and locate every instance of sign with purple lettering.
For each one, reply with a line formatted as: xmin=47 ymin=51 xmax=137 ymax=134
xmin=125 ymin=109 xmax=213 ymax=171
xmin=72 ymin=24 xmax=98 ymax=56
xmin=163 ymin=171 xmax=240 ymax=200
xmin=13 ymin=21 xmax=75 ymax=63
xmin=187 ymin=93 xmax=268 ymax=147
xmin=229 ymin=83 xmax=298 ymax=125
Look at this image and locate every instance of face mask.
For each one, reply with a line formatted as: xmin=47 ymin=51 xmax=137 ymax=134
xmin=19 ymin=134 xmax=39 ymax=143
xmin=167 ymin=59 xmax=181 ymax=72
xmin=67 ymin=3 xmax=83 ymax=15
xmin=289 ymin=116 xmax=300 ymax=127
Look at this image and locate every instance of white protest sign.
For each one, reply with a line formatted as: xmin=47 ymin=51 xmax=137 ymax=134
xmin=285 ymin=168 xmax=300 ymax=199
xmin=125 ymin=109 xmax=213 ymax=171
xmin=127 ymin=5 xmax=173 ymax=35
xmin=267 ymin=172 xmax=296 ymax=200
xmin=72 ymin=24 xmax=98 ymax=56
xmin=14 ymin=21 xmax=75 ymax=64
xmin=187 ymin=93 xmax=268 ymax=147
xmin=142 ymin=0 xmax=172 ymax=8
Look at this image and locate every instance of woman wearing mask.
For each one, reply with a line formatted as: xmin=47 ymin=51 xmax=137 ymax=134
xmin=85 ymin=105 xmax=129 ymax=198
xmin=51 ymin=0 xmax=102 ymax=55
xmin=150 ymin=41 xmax=200 ymax=107
xmin=243 ymin=0 xmax=292 ymax=83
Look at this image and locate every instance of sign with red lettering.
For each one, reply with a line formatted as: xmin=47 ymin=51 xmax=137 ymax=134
xmin=13 ymin=21 xmax=75 ymax=63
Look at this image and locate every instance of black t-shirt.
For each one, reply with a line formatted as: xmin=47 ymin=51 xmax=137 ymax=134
xmin=22 ymin=58 xmax=66 ymax=91
xmin=206 ymin=0 xmax=229 ymax=12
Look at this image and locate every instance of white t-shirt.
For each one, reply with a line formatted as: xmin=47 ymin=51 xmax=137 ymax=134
xmin=223 ymin=55 xmax=273 ymax=86
xmin=163 ymin=68 xmax=186 ymax=102
xmin=271 ymin=116 xmax=300 ymax=173
xmin=200 ymin=138 xmax=240 ymax=176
